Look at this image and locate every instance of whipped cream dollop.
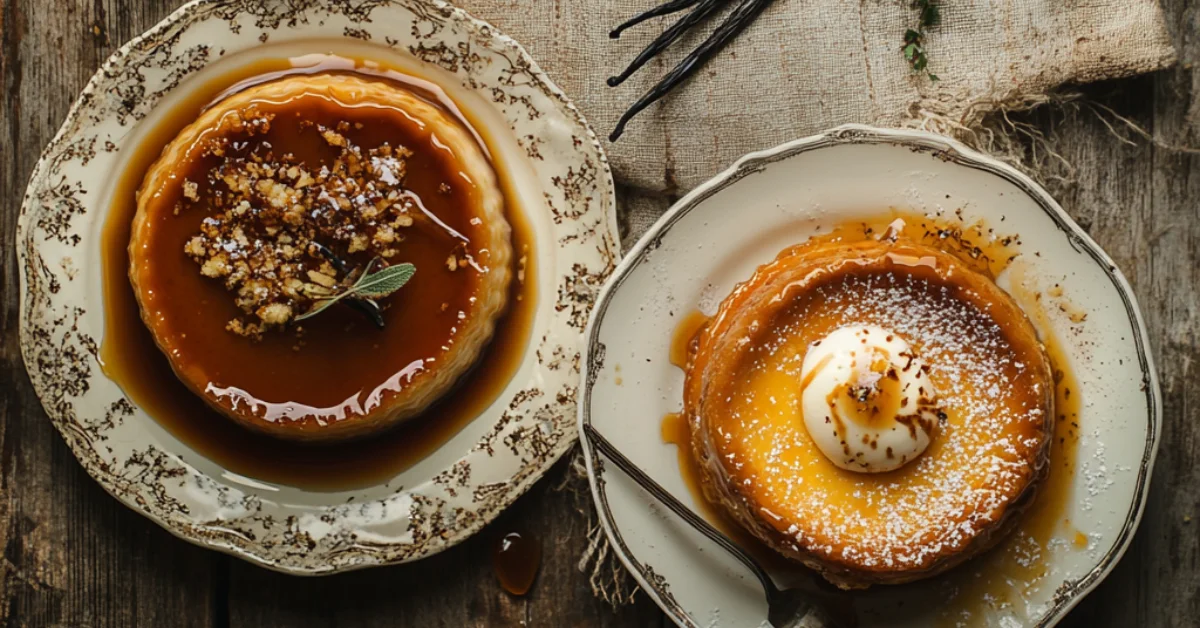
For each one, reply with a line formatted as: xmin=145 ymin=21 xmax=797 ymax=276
xmin=799 ymin=325 xmax=943 ymax=473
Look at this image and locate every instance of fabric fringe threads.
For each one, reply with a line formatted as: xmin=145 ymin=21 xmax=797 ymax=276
xmin=904 ymin=89 xmax=1082 ymax=198
xmin=555 ymin=448 xmax=642 ymax=605
xmin=905 ymin=87 xmax=1200 ymax=202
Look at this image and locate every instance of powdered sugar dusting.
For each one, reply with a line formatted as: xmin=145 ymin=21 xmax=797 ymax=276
xmin=708 ymin=265 xmax=1051 ymax=572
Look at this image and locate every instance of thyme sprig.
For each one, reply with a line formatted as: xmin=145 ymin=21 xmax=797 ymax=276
xmin=903 ymin=0 xmax=941 ymax=82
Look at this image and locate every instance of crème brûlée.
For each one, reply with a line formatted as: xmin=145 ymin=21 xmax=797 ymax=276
xmin=685 ymin=234 xmax=1054 ymax=588
xmin=129 ymin=73 xmax=511 ymax=441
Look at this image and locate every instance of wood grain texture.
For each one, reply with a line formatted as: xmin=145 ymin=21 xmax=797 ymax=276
xmin=0 ymin=0 xmax=1196 ymax=626
xmin=1056 ymin=0 xmax=1200 ymax=624
xmin=224 ymin=460 xmax=661 ymax=628
xmin=2 ymin=1 xmax=219 ymax=627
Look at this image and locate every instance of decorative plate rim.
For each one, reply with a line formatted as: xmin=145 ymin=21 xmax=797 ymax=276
xmin=18 ymin=0 xmax=619 ymax=574
xmin=577 ymin=123 xmax=1162 ymax=627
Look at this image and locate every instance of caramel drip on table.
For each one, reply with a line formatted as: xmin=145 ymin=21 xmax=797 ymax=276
xmin=493 ymin=531 xmax=541 ymax=596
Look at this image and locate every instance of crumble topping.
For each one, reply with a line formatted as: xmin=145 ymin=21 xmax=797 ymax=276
xmin=179 ymin=107 xmax=418 ymax=338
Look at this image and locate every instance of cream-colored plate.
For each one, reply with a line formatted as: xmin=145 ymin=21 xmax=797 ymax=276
xmin=19 ymin=0 xmax=617 ymax=573
xmin=579 ymin=125 xmax=1159 ymax=627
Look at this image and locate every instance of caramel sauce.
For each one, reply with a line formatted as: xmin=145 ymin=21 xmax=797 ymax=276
xmin=98 ymin=55 xmax=537 ymax=491
xmin=806 ymin=208 xmax=1022 ymax=280
xmin=799 ymin=354 xmax=833 ymax=393
xmin=914 ymin=255 xmax=1086 ymax=625
xmin=493 ymin=531 xmax=541 ymax=596
xmin=663 ymin=404 xmax=824 ymax=591
xmin=670 ymin=310 xmax=711 ymax=369
xmin=664 ymin=316 xmax=731 ymax=538
xmin=661 ymin=411 xmax=755 ymax=548
xmin=662 ymin=212 xmax=1085 ymax=623
xmin=663 ymin=314 xmax=808 ymax=582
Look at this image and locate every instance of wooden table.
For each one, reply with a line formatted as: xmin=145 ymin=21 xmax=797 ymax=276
xmin=2 ymin=1 xmax=1197 ymax=625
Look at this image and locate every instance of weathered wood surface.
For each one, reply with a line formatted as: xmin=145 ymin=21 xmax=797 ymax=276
xmin=0 ymin=0 xmax=1196 ymax=626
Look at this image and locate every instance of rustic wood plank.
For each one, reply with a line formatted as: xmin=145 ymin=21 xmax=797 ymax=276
xmin=224 ymin=458 xmax=664 ymax=627
xmin=0 ymin=0 xmax=220 ymax=626
xmin=1046 ymin=0 xmax=1200 ymax=622
xmin=1028 ymin=77 xmax=1157 ymax=628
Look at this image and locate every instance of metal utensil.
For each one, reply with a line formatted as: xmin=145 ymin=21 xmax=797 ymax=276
xmin=582 ymin=424 xmax=853 ymax=628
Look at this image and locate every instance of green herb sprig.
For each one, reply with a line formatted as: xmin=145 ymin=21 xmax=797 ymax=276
xmin=296 ymin=257 xmax=416 ymax=323
xmin=903 ymin=0 xmax=940 ymax=82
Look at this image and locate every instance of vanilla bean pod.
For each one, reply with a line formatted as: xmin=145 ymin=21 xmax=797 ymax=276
xmin=606 ymin=0 xmax=725 ymax=88
xmin=610 ymin=0 xmax=775 ymax=141
xmin=610 ymin=0 xmax=702 ymax=40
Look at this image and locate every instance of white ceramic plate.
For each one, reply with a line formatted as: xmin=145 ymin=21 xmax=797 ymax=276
xmin=18 ymin=0 xmax=618 ymax=573
xmin=579 ymin=125 xmax=1159 ymax=627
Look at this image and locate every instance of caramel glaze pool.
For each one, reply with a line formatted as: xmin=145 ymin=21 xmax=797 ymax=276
xmin=100 ymin=56 xmax=536 ymax=490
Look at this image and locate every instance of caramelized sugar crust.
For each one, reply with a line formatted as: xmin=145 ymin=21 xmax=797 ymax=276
xmin=685 ymin=238 xmax=1054 ymax=588
xmin=130 ymin=74 xmax=511 ymax=441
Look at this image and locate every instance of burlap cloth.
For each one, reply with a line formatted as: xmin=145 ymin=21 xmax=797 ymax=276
xmin=462 ymin=0 xmax=1174 ymax=236
xmin=455 ymin=0 xmax=1177 ymax=604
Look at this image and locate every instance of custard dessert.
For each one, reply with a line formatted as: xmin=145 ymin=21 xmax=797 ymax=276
xmin=685 ymin=231 xmax=1054 ymax=588
xmin=130 ymin=73 xmax=511 ymax=441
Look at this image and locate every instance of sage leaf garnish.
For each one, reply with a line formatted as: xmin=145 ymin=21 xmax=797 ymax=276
xmin=295 ymin=257 xmax=416 ymax=323
xmin=353 ymin=263 xmax=418 ymax=299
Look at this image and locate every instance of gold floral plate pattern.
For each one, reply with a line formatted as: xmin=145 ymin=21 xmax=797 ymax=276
xmin=18 ymin=0 xmax=618 ymax=573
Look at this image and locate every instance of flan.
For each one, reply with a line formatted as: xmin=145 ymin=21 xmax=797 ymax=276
xmin=685 ymin=234 xmax=1054 ymax=588
xmin=129 ymin=73 xmax=511 ymax=441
